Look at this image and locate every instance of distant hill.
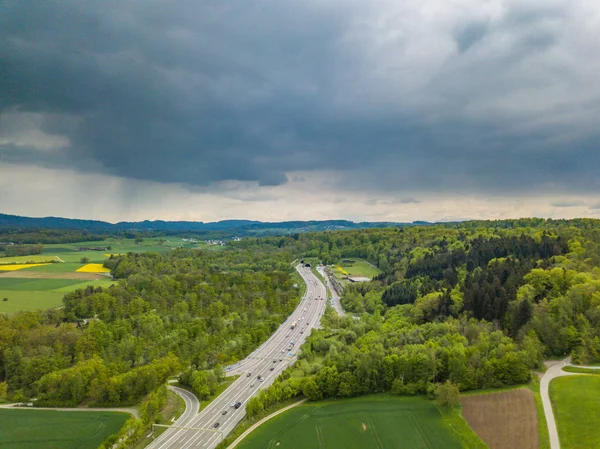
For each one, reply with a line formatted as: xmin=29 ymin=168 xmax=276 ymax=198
xmin=0 ymin=213 xmax=428 ymax=237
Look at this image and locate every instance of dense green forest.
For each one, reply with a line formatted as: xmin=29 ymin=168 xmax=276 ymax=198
xmin=0 ymin=246 xmax=299 ymax=408
xmin=2 ymin=218 xmax=600 ymax=445
xmin=240 ymin=219 xmax=600 ymax=413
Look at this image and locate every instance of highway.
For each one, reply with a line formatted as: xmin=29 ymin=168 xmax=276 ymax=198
xmin=147 ymin=264 xmax=327 ymax=449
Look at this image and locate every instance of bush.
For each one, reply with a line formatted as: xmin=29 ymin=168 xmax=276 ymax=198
xmin=433 ymin=380 xmax=460 ymax=408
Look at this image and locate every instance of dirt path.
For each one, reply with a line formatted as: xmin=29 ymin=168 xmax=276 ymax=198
xmin=0 ymin=403 xmax=138 ymax=418
xmin=226 ymin=399 xmax=307 ymax=449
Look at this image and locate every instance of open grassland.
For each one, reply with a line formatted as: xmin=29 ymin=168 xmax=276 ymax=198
xmin=0 ymin=409 xmax=128 ymax=449
xmin=0 ymin=278 xmax=88 ymax=290
xmin=0 ymin=278 xmax=116 ymax=314
xmin=76 ymin=263 xmax=111 ymax=273
xmin=0 ymin=290 xmax=65 ymax=313
xmin=550 ymin=375 xmax=600 ymax=449
xmin=0 ymin=263 xmax=50 ymax=271
xmin=236 ymin=395 xmax=465 ymax=449
xmin=461 ymin=388 xmax=538 ymax=449
xmin=332 ymin=258 xmax=381 ymax=280
xmin=0 ymin=255 xmax=60 ymax=264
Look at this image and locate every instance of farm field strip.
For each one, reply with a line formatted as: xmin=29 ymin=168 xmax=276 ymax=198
xmin=0 ymin=409 xmax=129 ymax=449
xmin=550 ymin=375 xmax=600 ymax=449
xmin=461 ymin=388 xmax=538 ymax=449
xmin=0 ymin=263 xmax=50 ymax=271
xmin=76 ymin=263 xmax=111 ymax=273
xmin=0 ymin=290 xmax=66 ymax=313
xmin=236 ymin=396 xmax=463 ymax=449
xmin=0 ymin=255 xmax=61 ymax=264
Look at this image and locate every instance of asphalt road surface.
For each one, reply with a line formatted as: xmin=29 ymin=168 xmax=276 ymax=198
xmin=147 ymin=264 xmax=327 ymax=449
xmin=317 ymin=265 xmax=345 ymax=316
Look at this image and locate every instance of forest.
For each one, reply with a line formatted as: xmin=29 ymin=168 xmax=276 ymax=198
xmin=0 ymin=246 xmax=299 ymax=408
xmin=241 ymin=219 xmax=600 ymax=412
xmin=2 ymin=218 xmax=600 ymax=443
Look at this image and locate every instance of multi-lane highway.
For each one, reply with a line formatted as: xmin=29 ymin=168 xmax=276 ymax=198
xmin=147 ymin=264 xmax=327 ymax=449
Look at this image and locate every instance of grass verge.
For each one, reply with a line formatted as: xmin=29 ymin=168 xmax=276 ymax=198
xmin=437 ymin=405 xmax=488 ymax=449
xmin=550 ymin=375 xmax=600 ymax=449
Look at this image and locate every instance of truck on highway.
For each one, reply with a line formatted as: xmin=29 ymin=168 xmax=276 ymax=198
xmin=291 ymin=321 xmax=297 ymax=329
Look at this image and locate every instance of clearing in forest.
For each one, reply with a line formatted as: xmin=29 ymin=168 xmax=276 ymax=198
xmin=550 ymin=375 xmax=600 ymax=449
xmin=0 ymin=409 xmax=128 ymax=449
xmin=332 ymin=258 xmax=381 ymax=280
xmin=461 ymin=388 xmax=538 ymax=449
xmin=237 ymin=395 xmax=463 ymax=449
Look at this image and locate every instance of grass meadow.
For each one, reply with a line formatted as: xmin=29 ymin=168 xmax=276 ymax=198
xmin=550 ymin=375 xmax=600 ymax=449
xmin=236 ymin=395 xmax=465 ymax=449
xmin=332 ymin=258 xmax=381 ymax=280
xmin=0 ymin=409 xmax=129 ymax=449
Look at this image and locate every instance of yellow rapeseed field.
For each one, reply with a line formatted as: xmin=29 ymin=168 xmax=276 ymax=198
xmin=104 ymin=254 xmax=125 ymax=257
xmin=76 ymin=264 xmax=111 ymax=273
xmin=0 ymin=263 xmax=49 ymax=271
xmin=335 ymin=266 xmax=349 ymax=275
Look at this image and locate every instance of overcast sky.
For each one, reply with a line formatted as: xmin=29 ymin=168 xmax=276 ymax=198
xmin=2 ymin=0 xmax=600 ymax=223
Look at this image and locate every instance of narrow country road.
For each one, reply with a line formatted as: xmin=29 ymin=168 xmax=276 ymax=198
xmin=540 ymin=356 xmax=580 ymax=449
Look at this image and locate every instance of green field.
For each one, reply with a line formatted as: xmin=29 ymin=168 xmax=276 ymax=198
xmin=237 ymin=395 xmax=463 ymax=449
xmin=550 ymin=375 xmax=600 ymax=449
xmin=0 ymin=279 xmax=116 ymax=314
xmin=0 ymin=291 xmax=66 ymax=314
xmin=0 ymin=409 xmax=129 ymax=449
xmin=0 ymin=255 xmax=61 ymax=264
xmin=332 ymin=258 xmax=381 ymax=280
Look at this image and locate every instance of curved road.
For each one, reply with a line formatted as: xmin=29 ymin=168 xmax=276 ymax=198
xmin=540 ymin=357 xmax=600 ymax=449
xmin=147 ymin=264 xmax=327 ymax=449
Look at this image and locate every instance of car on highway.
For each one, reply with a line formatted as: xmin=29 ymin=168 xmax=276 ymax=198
xmin=301 ymin=330 xmax=304 ymax=334
xmin=273 ymin=360 xmax=277 ymax=363
xmin=234 ymin=402 xmax=242 ymax=409
xmin=246 ymin=372 xmax=251 ymax=377
xmin=214 ymin=423 xmax=220 ymax=428
xmin=250 ymin=384 xmax=254 ymax=388
xmin=260 ymin=378 xmax=264 ymax=382
xmin=270 ymin=367 xmax=274 ymax=371
xmin=222 ymin=410 xmax=227 ymax=415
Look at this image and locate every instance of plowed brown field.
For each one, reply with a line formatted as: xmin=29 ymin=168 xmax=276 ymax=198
xmin=461 ymin=388 xmax=538 ymax=449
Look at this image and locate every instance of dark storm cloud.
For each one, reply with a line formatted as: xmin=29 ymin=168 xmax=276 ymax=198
xmin=1 ymin=0 xmax=600 ymax=194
